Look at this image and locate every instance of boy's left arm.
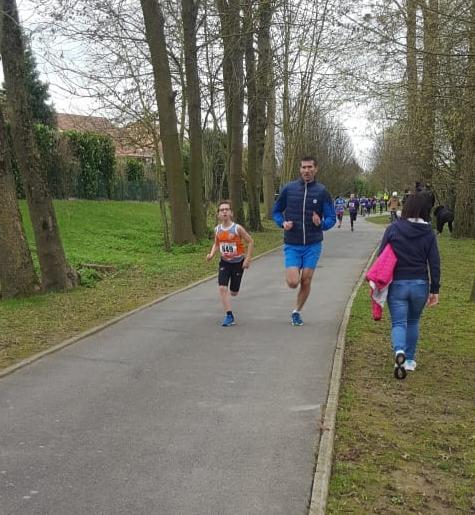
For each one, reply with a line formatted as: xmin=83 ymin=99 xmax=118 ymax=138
xmin=238 ymin=226 xmax=254 ymax=268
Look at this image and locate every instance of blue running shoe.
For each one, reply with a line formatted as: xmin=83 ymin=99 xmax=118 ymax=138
xmin=291 ymin=311 xmax=304 ymax=326
xmin=222 ymin=314 xmax=235 ymax=327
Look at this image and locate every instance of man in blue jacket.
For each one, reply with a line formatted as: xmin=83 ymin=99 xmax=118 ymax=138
xmin=272 ymin=156 xmax=336 ymax=326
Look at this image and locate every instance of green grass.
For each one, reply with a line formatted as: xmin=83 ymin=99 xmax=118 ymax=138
xmin=327 ymin=232 xmax=475 ymax=514
xmin=20 ymin=200 xmax=186 ymax=272
xmin=0 ymin=200 xmax=283 ymax=369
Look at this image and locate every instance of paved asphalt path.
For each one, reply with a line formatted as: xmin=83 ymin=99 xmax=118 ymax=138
xmin=0 ymin=218 xmax=383 ymax=515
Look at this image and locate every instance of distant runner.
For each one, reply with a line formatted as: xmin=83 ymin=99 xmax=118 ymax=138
xmin=347 ymin=193 xmax=359 ymax=232
xmin=334 ymin=195 xmax=346 ymax=228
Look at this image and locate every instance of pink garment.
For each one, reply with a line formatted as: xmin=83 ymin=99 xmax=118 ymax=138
xmin=365 ymin=243 xmax=398 ymax=320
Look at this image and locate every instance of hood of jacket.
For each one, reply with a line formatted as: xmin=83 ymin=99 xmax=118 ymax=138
xmin=395 ymin=219 xmax=433 ymax=239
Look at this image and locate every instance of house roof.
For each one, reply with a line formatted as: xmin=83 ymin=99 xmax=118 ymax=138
xmin=56 ymin=113 xmax=117 ymax=134
xmin=56 ymin=113 xmax=156 ymax=159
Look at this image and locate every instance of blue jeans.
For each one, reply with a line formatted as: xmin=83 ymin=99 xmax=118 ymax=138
xmin=387 ymin=280 xmax=429 ymax=360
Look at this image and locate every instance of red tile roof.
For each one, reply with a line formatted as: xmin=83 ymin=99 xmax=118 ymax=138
xmin=56 ymin=113 xmax=156 ymax=159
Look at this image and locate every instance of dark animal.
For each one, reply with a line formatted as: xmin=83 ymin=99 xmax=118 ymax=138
xmin=434 ymin=205 xmax=454 ymax=234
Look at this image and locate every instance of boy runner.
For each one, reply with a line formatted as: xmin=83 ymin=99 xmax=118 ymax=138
xmin=206 ymin=200 xmax=254 ymax=326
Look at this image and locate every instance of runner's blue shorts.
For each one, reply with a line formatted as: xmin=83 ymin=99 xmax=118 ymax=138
xmin=284 ymin=242 xmax=322 ymax=270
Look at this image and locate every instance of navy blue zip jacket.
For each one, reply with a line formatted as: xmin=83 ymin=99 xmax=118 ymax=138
xmin=379 ymin=219 xmax=441 ymax=293
xmin=272 ymin=178 xmax=336 ymax=245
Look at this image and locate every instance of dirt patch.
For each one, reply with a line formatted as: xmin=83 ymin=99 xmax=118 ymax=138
xmin=391 ymin=467 xmax=456 ymax=514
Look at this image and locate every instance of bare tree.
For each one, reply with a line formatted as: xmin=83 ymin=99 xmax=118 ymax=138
xmin=262 ymin=71 xmax=276 ymax=219
xmin=243 ymin=0 xmax=262 ymax=230
xmin=182 ymin=0 xmax=207 ymax=238
xmin=417 ymin=0 xmax=439 ymax=184
xmin=405 ymin=0 xmax=418 ymax=184
xmin=140 ymin=0 xmax=195 ymax=244
xmin=216 ymin=0 xmax=245 ymax=224
xmin=454 ymin=0 xmax=475 ymax=238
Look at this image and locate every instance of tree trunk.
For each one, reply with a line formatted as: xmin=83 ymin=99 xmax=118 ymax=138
xmin=405 ymin=0 xmax=419 ymax=184
xmin=253 ymin=0 xmax=273 ymax=226
xmin=152 ymin=132 xmax=171 ymax=251
xmin=281 ymin=0 xmax=294 ymax=185
xmin=140 ymin=0 xmax=195 ymax=244
xmin=418 ymin=0 xmax=439 ymax=184
xmin=181 ymin=0 xmax=207 ymax=238
xmin=262 ymin=78 xmax=276 ymax=219
xmin=216 ymin=0 xmax=245 ymax=224
xmin=454 ymin=0 xmax=475 ymax=238
xmin=244 ymin=1 xmax=262 ymax=231
xmin=178 ymin=48 xmax=187 ymax=147
xmin=1 ymin=0 xmax=78 ymax=291
xmin=0 ymin=106 xmax=39 ymax=298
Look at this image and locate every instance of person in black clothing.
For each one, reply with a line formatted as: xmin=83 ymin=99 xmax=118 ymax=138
xmin=434 ymin=205 xmax=454 ymax=234
xmin=379 ymin=193 xmax=441 ymax=379
xmin=347 ymin=193 xmax=359 ymax=232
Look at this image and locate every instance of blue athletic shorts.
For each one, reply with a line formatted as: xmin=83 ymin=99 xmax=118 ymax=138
xmin=284 ymin=242 xmax=322 ymax=269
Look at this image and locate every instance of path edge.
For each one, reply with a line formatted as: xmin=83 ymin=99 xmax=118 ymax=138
xmin=308 ymin=245 xmax=379 ymax=515
xmin=1 ymin=246 xmax=282 ymax=380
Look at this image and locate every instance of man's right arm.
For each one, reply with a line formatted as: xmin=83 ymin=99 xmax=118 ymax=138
xmin=272 ymin=186 xmax=287 ymax=228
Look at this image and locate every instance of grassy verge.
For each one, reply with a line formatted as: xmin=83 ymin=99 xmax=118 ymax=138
xmin=0 ymin=200 xmax=282 ymax=369
xmin=327 ymin=227 xmax=475 ymax=513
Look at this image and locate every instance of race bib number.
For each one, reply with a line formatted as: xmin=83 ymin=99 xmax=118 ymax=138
xmin=220 ymin=242 xmax=237 ymax=256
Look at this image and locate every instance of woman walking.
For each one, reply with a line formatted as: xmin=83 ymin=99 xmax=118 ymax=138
xmin=378 ymin=193 xmax=441 ymax=379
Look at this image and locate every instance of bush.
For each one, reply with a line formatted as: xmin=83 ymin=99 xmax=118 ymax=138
xmin=65 ymin=130 xmax=116 ymax=199
xmin=10 ymin=123 xmax=75 ymax=199
xmin=125 ymin=158 xmax=145 ymax=182
xmin=35 ymin=123 xmax=66 ymax=198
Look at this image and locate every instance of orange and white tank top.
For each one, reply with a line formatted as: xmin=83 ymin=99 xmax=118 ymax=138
xmin=215 ymin=223 xmax=245 ymax=262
